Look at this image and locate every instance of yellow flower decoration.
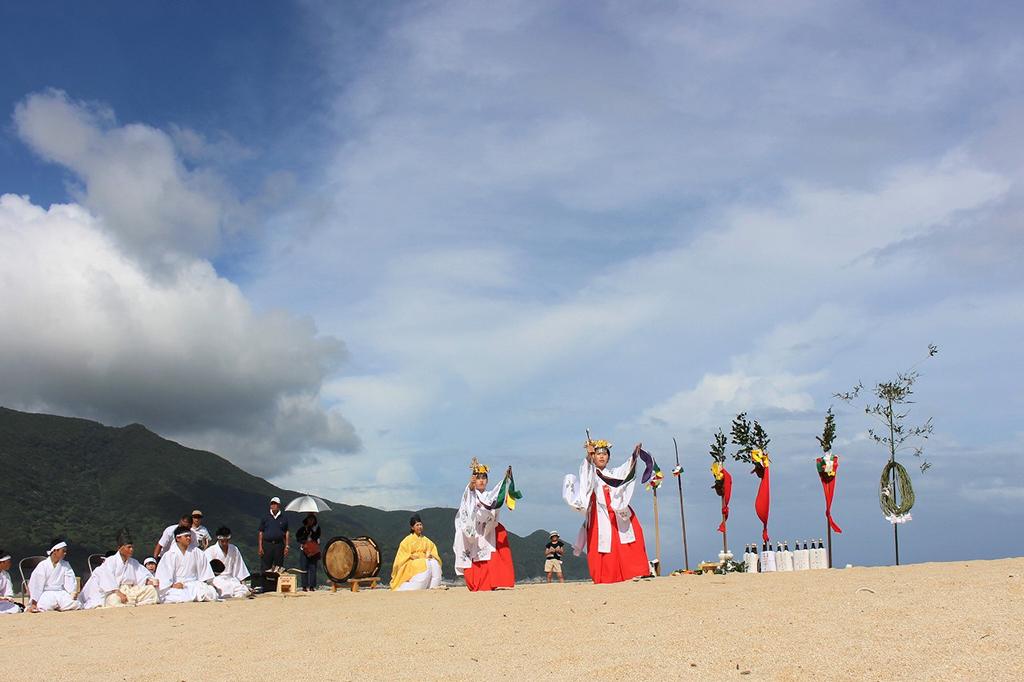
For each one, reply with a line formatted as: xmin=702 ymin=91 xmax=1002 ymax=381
xmin=587 ymin=439 xmax=612 ymax=449
xmin=711 ymin=461 xmax=724 ymax=480
xmin=751 ymin=448 xmax=770 ymax=467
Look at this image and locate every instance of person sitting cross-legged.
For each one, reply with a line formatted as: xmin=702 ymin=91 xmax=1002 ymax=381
xmin=79 ymin=528 xmax=159 ymax=609
xmin=155 ymin=526 xmax=218 ymax=603
xmin=27 ymin=539 xmax=80 ymax=612
xmin=204 ymin=527 xmax=251 ymax=599
xmin=391 ymin=514 xmax=443 ymax=591
xmin=0 ymin=550 xmax=21 ymax=614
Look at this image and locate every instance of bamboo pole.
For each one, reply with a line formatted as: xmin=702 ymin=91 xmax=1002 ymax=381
xmin=673 ymin=437 xmax=690 ymax=571
xmin=826 ymin=524 xmax=833 ymax=569
xmin=652 ymin=488 xmax=661 ymax=576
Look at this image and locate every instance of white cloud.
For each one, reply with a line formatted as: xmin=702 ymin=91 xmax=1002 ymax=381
xmin=13 ymin=89 xmax=235 ymax=269
xmin=641 ymin=370 xmax=823 ymax=432
xmin=0 ymin=193 xmax=358 ymax=476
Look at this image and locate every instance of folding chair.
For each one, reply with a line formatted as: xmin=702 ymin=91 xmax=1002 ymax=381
xmin=87 ymin=553 xmax=107 ymax=576
xmin=18 ymin=556 xmax=45 ymax=606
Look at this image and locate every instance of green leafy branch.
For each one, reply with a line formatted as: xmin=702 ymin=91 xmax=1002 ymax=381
xmin=816 ymin=407 xmax=836 ymax=454
xmin=729 ymin=412 xmax=770 ymax=464
xmin=709 ymin=429 xmax=727 ymax=463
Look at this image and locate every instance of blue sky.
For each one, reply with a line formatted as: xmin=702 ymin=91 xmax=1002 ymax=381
xmin=1 ymin=1 xmax=1022 ymax=569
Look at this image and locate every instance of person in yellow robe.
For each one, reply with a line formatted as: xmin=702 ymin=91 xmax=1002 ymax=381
xmin=391 ymin=514 xmax=443 ymax=590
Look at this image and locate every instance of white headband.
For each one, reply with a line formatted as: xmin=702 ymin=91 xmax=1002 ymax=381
xmin=143 ymin=557 xmax=156 ymax=564
xmin=0 ymin=554 xmax=11 ymax=562
xmin=174 ymin=528 xmax=192 ymax=538
xmin=47 ymin=541 xmax=67 ymax=556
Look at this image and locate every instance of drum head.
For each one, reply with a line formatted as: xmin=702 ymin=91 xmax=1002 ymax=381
xmin=322 ymin=536 xmax=357 ymax=582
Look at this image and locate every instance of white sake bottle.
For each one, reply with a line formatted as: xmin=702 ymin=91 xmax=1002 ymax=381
xmin=815 ymin=538 xmax=828 ymax=569
xmin=761 ymin=541 xmax=776 ymax=572
xmin=793 ymin=540 xmax=809 ymax=571
xmin=745 ymin=544 xmax=759 ymax=573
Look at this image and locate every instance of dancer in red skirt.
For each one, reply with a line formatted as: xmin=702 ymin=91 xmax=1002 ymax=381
xmin=563 ymin=439 xmax=654 ymax=583
xmin=453 ymin=458 xmax=520 ymax=591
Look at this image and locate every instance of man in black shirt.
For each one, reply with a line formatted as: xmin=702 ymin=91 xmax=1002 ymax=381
xmin=257 ymin=496 xmax=290 ymax=580
xmin=544 ymin=531 xmax=565 ymax=584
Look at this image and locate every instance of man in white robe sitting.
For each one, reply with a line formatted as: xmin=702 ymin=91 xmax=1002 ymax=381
xmin=0 ymin=550 xmax=22 ymax=614
xmin=204 ymin=526 xmax=252 ymax=598
xmin=27 ymin=539 xmax=80 ymax=612
xmin=79 ymin=529 xmax=159 ymax=609
xmin=154 ymin=526 xmax=218 ymax=603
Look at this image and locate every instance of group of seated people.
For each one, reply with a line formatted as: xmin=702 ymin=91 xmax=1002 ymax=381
xmin=0 ymin=522 xmax=252 ymax=613
xmin=3 ymin=511 xmax=461 ymax=610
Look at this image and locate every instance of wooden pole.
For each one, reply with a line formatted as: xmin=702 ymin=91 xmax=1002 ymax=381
xmin=652 ymin=487 xmax=661 ymax=576
xmin=673 ymin=437 xmax=690 ymax=571
xmin=888 ymin=398 xmax=901 ymax=566
xmin=826 ymin=524 xmax=833 ymax=569
xmin=892 ymin=464 xmax=900 ymax=566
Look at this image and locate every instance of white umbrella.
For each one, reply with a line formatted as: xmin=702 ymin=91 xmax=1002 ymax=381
xmin=284 ymin=495 xmax=332 ymax=513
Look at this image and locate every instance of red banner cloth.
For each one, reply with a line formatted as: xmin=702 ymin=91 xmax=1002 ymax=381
xmin=716 ymin=468 xmax=732 ymax=533
xmin=817 ymin=457 xmax=843 ymax=533
xmin=754 ymin=465 xmax=770 ymax=543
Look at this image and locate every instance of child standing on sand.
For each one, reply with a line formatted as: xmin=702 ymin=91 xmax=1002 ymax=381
xmin=544 ymin=532 xmax=565 ymax=583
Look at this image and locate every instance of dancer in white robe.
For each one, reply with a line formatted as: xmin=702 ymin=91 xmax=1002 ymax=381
xmin=205 ymin=527 xmax=251 ymax=598
xmin=453 ymin=459 xmax=518 ymax=591
xmin=79 ymin=529 xmax=159 ymax=609
xmin=27 ymin=539 xmax=80 ymax=612
xmin=563 ymin=439 xmax=652 ymax=583
xmin=0 ymin=550 xmax=21 ymax=614
xmin=155 ymin=526 xmax=218 ymax=603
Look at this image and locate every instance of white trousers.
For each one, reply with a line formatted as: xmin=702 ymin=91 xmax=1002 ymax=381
xmin=397 ymin=559 xmax=442 ymax=591
xmin=102 ymin=584 xmax=159 ymax=608
xmin=35 ymin=590 xmax=80 ymax=611
xmin=212 ymin=575 xmax=250 ymax=598
xmin=162 ymin=581 xmax=219 ymax=603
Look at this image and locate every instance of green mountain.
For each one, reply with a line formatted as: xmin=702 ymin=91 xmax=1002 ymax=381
xmin=0 ymin=407 xmax=587 ymax=582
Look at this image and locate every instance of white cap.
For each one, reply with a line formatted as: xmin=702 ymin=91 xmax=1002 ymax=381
xmin=143 ymin=557 xmax=156 ymax=565
xmin=270 ymin=496 xmax=281 ymax=504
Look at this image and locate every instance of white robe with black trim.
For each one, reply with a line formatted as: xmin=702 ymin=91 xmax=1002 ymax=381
xmin=563 ymin=455 xmax=638 ymax=555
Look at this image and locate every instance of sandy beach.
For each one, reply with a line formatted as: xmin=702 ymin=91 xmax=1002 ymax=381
xmin=4 ymin=557 xmax=1021 ymax=681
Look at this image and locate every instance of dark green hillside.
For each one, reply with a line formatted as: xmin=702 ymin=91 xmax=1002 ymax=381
xmin=0 ymin=407 xmax=587 ymax=582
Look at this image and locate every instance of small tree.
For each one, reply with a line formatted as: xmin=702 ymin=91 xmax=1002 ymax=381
xmin=835 ymin=344 xmax=937 ymax=565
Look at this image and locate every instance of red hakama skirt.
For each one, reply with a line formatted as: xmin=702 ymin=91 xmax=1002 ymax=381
xmin=463 ymin=523 xmax=515 ymax=591
xmin=586 ymin=488 xmax=650 ymax=584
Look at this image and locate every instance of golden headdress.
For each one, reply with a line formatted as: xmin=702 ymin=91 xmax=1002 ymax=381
xmin=586 ymin=439 xmax=612 ymax=451
xmin=470 ymin=457 xmax=489 ymax=475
